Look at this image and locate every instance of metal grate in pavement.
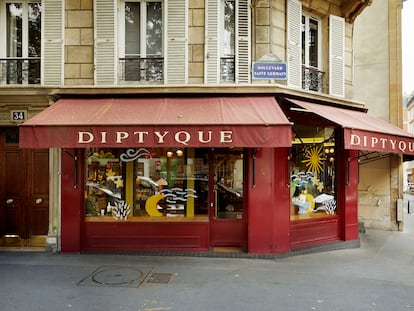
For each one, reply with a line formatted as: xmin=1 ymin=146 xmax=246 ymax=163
xmin=147 ymin=273 xmax=172 ymax=284
xmin=77 ymin=266 xmax=153 ymax=288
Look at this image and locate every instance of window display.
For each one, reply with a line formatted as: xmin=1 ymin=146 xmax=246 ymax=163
xmin=290 ymin=126 xmax=337 ymax=220
xmin=84 ymin=148 xmax=209 ymax=220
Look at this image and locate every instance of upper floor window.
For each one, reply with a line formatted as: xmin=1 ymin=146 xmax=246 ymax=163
xmin=287 ymin=0 xmax=344 ymax=97
xmin=119 ymin=0 xmax=163 ymax=83
xmin=0 ymin=1 xmax=41 ymax=85
xmin=220 ymin=0 xmax=235 ymax=82
xmin=205 ymin=0 xmax=250 ymax=84
xmin=301 ymin=13 xmax=323 ymax=92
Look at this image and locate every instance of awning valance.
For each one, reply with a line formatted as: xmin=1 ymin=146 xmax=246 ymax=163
xmin=289 ymin=99 xmax=414 ymax=155
xmin=19 ymin=97 xmax=292 ymax=148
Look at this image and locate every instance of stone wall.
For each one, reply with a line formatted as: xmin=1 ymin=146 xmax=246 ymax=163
xmin=65 ymin=0 xmax=94 ymax=86
xmin=188 ymin=0 xmax=205 ymax=84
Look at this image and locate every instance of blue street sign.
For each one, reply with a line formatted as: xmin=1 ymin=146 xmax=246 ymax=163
xmin=252 ymin=62 xmax=287 ymax=80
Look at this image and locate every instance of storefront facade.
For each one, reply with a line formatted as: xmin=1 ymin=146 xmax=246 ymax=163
xmin=19 ymin=93 xmax=414 ymax=254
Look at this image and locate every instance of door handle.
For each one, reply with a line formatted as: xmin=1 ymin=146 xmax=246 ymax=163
xmin=6 ymin=198 xmax=14 ymax=204
xmin=214 ymin=190 xmax=218 ymax=218
xmin=35 ymin=198 xmax=43 ymax=204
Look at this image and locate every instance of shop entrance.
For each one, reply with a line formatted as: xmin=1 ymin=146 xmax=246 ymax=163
xmin=0 ymin=127 xmax=49 ymax=247
xmin=210 ymin=149 xmax=247 ymax=249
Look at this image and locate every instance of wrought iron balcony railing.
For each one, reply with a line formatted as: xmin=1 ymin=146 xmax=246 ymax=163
xmin=0 ymin=58 xmax=41 ymax=85
xmin=302 ymin=65 xmax=325 ymax=92
xmin=220 ymin=56 xmax=235 ymax=82
xmin=119 ymin=57 xmax=164 ymax=83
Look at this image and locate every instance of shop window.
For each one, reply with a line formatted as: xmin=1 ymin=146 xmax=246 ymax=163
xmin=119 ymin=0 xmax=163 ymax=82
xmin=84 ymin=148 xmax=209 ymax=219
xmin=290 ymin=125 xmax=337 ymax=220
xmin=1 ymin=1 xmax=41 ymax=84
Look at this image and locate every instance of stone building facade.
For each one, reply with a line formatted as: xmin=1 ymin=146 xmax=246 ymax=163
xmin=1 ymin=0 xmax=409 ymax=253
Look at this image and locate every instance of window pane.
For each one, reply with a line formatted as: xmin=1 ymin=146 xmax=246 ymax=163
xmin=223 ymin=0 xmax=235 ymax=56
xmin=125 ymin=2 xmax=141 ymax=55
xmin=146 ymin=2 xmax=162 ymax=56
xmin=301 ymin=15 xmax=305 ymax=65
xmin=214 ymin=150 xmax=244 ymax=219
xmin=28 ymin=3 xmax=42 ymax=57
xmin=85 ymin=148 xmax=209 ymax=219
xmin=85 ymin=149 xmax=124 ymax=216
xmin=290 ymin=126 xmax=337 ymax=220
xmin=7 ymin=3 xmax=23 ymax=57
xmin=308 ymin=18 xmax=318 ymax=67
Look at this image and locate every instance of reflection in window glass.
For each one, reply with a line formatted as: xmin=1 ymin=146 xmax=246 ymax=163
xmin=124 ymin=1 xmax=162 ymax=57
xmin=84 ymin=148 xmax=209 ymax=219
xmin=6 ymin=3 xmax=41 ymax=57
xmin=146 ymin=1 xmax=162 ymax=56
xmin=290 ymin=126 xmax=337 ymax=220
xmin=214 ymin=151 xmax=244 ymax=219
xmin=223 ymin=0 xmax=235 ymax=57
xmin=7 ymin=3 xmax=23 ymax=57
xmin=125 ymin=2 xmax=141 ymax=55
xmin=28 ymin=3 xmax=41 ymax=57
xmin=308 ymin=18 xmax=318 ymax=67
xmin=301 ymin=13 xmax=320 ymax=68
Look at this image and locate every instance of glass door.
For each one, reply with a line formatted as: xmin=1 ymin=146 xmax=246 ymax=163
xmin=210 ymin=149 xmax=246 ymax=248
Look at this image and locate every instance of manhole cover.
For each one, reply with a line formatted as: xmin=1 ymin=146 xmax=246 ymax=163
xmin=147 ymin=273 xmax=172 ymax=284
xmin=78 ymin=266 xmax=153 ymax=288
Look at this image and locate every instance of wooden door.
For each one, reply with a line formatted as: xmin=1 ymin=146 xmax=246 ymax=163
xmin=27 ymin=149 xmax=49 ymax=236
xmin=0 ymin=127 xmax=49 ymax=246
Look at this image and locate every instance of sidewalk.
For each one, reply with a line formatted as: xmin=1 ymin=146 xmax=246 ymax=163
xmin=0 ymin=205 xmax=413 ymax=311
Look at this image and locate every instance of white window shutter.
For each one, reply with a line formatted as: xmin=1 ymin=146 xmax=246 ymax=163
xmin=205 ymin=0 xmax=219 ymax=84
xmin=43 ymin=0 xmax=63 ymax=85
xmin=166 ymin=0 xmax=188 ymax=84
xmin=329 ymin=15 xmax=345 ymax=98
xmin=287 ymin=0 xmax=301 ymax=89
xmin=236 ymin=0 xmax=250 ymax=84
xmin=94 ymin=0 xmax=116 ymax=85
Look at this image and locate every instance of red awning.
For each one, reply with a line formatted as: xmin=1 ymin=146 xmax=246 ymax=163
xmin=20 ymin=97 xmax=292 ymax=148
xmin=289 ymin=99 xmax=414 ymax=155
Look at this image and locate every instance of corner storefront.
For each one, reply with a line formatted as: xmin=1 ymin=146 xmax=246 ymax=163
xmin=19 ymin=93 xmax=414 ymax=254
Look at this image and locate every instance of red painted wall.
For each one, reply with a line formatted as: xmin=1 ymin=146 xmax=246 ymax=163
xmin=60 ymin=146 xmax=358 ymax=254
xmin=247 ymin=148 xmax=290 ymax=254
xmin=341 ymin=149 xmax=359 ymax=240
xmin=60 ymin=149 xmax=82 ymax=252
xmin=82 ymin=221 xmax=210 ymax=252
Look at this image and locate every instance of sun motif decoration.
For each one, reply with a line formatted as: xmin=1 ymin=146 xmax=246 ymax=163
xmin=301 ymin=145 xmax=326 ymax=174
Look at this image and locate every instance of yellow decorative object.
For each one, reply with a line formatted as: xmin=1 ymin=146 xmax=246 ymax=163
xmin=311 ymin=175 xmax=325 ymax=193
xmin=305 ymin=193 xmax=315 ymax=212
xmin=145 ymin=194 xmax=165 ymax=216
xmin=114 ymin=178 xmax=124 ymax=188
xmin=106 ymin=169 xmax=116 ymax=181
xmin=301 ymin=145 xmax=326 ymax=173
xmin=317 ymin=181 xmax=325 ymax=192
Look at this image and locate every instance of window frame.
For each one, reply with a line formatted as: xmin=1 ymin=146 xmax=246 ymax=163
xmin=119 ymin=0 xmax=164 ymax=59
xmin=289 ymin=125 xmax=338 ymax=221
xmin=0 ymin=1 xmax=42 ymax=84
xmin=220 ymin=0 xmax=235 ymax=59
xmin=301 ymin=12 xmax=322 ymax=70
xmin=219 ymin=0 xmax=236 ymax=82
xmin=83 ymin=147 xmax=211 ymax=220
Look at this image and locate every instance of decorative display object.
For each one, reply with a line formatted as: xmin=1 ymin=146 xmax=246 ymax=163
xmin=112 ymin=201 xmax=131 ymax=220
xmin=301 ymin=145 xmax=326 ymax=173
